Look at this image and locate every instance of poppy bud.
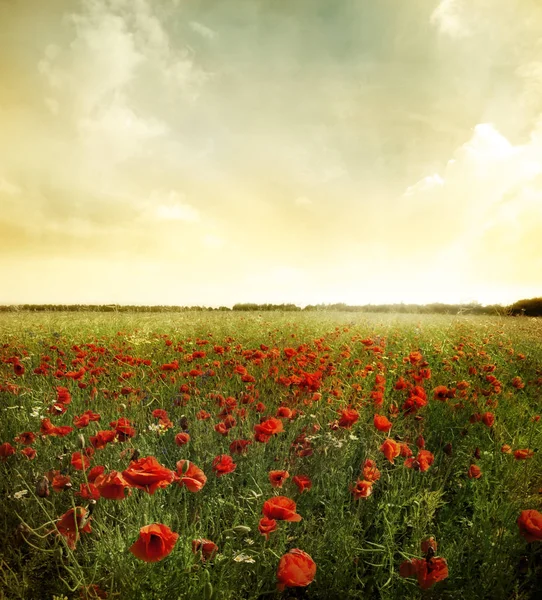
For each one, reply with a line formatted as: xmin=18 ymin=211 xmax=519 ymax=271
xmin=473 ymin=447 xmax=481 ymax=460
xmin=36 ymin=476 xmax=49 ymax=498
xmin=232 ymin=525 xmax=251 ymax=535
xmin=443 ymin=443 xmax=453 ymax=456
xmin=130 ymin=449 xmax=140 ymax=462
xmin=77 ymin=434 xmax=86 ymax=449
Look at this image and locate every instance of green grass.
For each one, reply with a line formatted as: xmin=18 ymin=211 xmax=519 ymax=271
xmin=0 ymin=311 xmax=541 ymax=599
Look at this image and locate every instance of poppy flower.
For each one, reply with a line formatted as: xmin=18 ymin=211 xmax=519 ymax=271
xmin=192 ymin=538 xmax=218 ymax=561
xmin=262 ymin=496 xmax=302 ymax=522
xmin=362 ymin=460 xmax=381 ymax=482
xmin=517 ymin=509 xmax=542 ymax=542
xmin=404 ymin=450 xmax=434 ymax=472
xmin=481 ymin=412 xmax=495 ymax=427
xmin=87 ymin=465 xmax=105 ymax=483
xmin=14 ymin=431 xmax=36 ymax=446
xmin=55 ymin=507 xmax=92 ymax=550
xmin=94 ymin=471 xmax=130 ymax=500
xmin=373 ymin=414 xmax=392 ymax=433
xmin=109 ymin=418 xmax=136 ymax=441
xmin=122 ymin=456 xmax=176 ymax=495
xmin=258 ymin=517 xmax=278 ymax=539
xmin=276 ymin=548 xmax=316 ymax=591
xmin=229 ymin=439 xmax=252 ymax=455
xmin=338 ymin=408 xmax=359 ymax=429
xmin=380 ymin=438 xmax=400 ymax=464
xmin=20 ymin=447 xmax=37 ymax=460
xmin=71 ymin=451 xmax=90 ymax=471
xmin=212 ymin=454 xmax=236 ymax=477
xmin=269 ymin=470 xmax=289 ymax=488
xmin=421 ymin=536 xmax=438 ymax=555
xmin=90 ymin=430 xmax=116 ymax=450
xmin=514 ymin=449 xmax=534 ymax=460
xmin=254 ymin=418 xmax=283 ymax=443
xmin=468 ymin=464 xmax=482 ymax=479
xmin=174 ymin=432 xmax=190 ymax=446
xmin=129 ymin=524 xmax=179 ymax=562
xmin=400 ymin=557 xmax=448 ymax=589
xmin=0 ymin=442 xmax=16 ymax=461
xmin=51 ymin=473 xmax=72 ymax=492
xmin=176 ymin=460 xmax=207 ymax=492
xmin=75 ymin=483 xmax=101 ymax=501
xmin=351 ymin=480 xmax=373 ymax=499
xmin=292 ymin=475 xmax=312 ymax=493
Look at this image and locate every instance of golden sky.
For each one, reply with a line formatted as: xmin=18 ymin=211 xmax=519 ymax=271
xmin=1 ymin=0 xmax=542 ymax=306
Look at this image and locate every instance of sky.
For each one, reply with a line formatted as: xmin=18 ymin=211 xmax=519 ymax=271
xmin=1 ymin=0 xmax=542 ymax=307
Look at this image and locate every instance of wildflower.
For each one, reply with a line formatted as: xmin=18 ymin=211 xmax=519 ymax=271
xmin=258 ymin=517 xmax=278 ymax=539
xmin=55 ymin=507 xmax=92 ymax=550
xmin=380 ymin=438 xmax=400 ymax=464
xmin=176 ymin=460 xmax=207 ymax=492
xmin=269 ymin=470 xmax=289 ymax=488
xmin=468 ymin=464 xmax=482 ymax=479
xmin=212 ymin=454 xmax=236 ymax=477
xmin=276 ymin=549 xmax=316 ymax=591
xmin=517 ymin=510 xmax=542 ymax=542
xmin=130 ymin=524 xmax=178 ymax=562
xmin=122 ymin=456 xmax=176 ymax=495
xmin=373 ymin=414 xmax=392 ymax=433
xmin=292 ymin=475 xmax=312 ymax=493
xmin=94 ymin=471 xmax=130 ymax=500
xmin=262 ymin=496 xmax=302 ymax=522
xmin=192 ymin=538 xmax=218 ymax=561
xmin=351 ymin=480 xmax=374 ymax=499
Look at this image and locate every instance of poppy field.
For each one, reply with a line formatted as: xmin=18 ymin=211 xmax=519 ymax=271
xmin=0 ymin=311 xmax=541 ymax=599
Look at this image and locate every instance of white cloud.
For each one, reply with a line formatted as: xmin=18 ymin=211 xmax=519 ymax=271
xmin=294 ymin=196 xmax=312 ymax=206
xmin=146 ymin=190 xmax=200 ymax=222
xmin=404 ymin=174 xmax=443 ymax=196
xmin=0 ymin=177 xmax=22 ymax=196
xmin=190 ymin=21 xmax=216 ymax=40
xmin=430 ymin=0 xmax=470 ymax=38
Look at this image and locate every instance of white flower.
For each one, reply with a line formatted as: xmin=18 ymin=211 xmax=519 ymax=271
xmin=233 ymin=553 xmax=256 ymax=563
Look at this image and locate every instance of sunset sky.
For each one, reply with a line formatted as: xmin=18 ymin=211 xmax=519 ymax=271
xmin=1 ymin=0 xmax=542 ymax=307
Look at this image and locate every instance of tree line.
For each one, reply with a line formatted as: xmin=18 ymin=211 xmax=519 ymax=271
xmin=0 ymin=299 xmax=541 ymax=315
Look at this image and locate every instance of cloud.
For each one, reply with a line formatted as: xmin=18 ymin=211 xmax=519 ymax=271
xmin=190 ymin=21 xmax=216 ymax=40
xmin=144 ymin=190 xmax=200 ymax=223
xmin=430 ymin=0 xmax=470 ymax=38
xmin=0 ymin=177 xmax=21 ymax=196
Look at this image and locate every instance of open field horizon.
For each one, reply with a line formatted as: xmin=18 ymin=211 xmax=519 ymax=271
xmin=1 ymin=311 xmax=541 ymax=599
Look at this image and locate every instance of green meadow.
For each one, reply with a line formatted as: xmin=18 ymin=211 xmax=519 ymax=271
xmin=0 ymin=312 xmax=541 ymax=599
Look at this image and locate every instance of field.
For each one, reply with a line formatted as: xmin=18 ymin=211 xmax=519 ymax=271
xmin=0 ymin=311 xmax=541 ymax=600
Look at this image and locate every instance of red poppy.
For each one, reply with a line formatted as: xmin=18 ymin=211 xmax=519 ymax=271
xmin=176 ymin=460 xmax=207 ymax=492
xmin=373 ymin=414 xmax=392 ymax=433
xmin=481 ymin=412 xmax=495 ymax=427
xmin=262 ymin=496 xmax=302 ymax=522
xmin=51 ymin=473 xmax=72 ymax=492
xmin=212 ymin=454 xmax=236 ymax=477
xmin=87 ymin=465 xmax=105 ymax=483
xmin=399 ymin=557 xmax=448 ymax=589
xmin=269 ymin=470 xmax=289 ymax=488
xmin=254 ymin=418 xmax=283 ymax=443
xmin=89 ymin=430 xmax=116 ymax=450
xmin=20 ymin=447 xmax=37 ymax=460
xmin=0 ymin=442 xmax=16 ymax=461
xmin=129 ymin=524 xmax=179 ymax=562
xmin=122 ymin=456 xmax=176 ymax=495
xmin=55 ymin=507 xmax=92 ymax=550
xmin=229 ymin=439 xmax=252 ymax=454
xmin=258 ymin=516 xmax=278 ymax=539
xmin=14 ymin=431 xmax=36 ymax=446
xmin=71 ymin=451 xmax=90 ymax=471
xmin=192 ymin=538 xmax=218 ymax=560
xmin=351 ymin=480 xmax=374 ymax=499
xmin=404 ymin=450 xmax=434 ymax=472
xmin=276 ymin=549 xmax=316 ymax=591
xmin=174 ymin=432 xmax=190 ymax=446
xmin=292 ymin=475 xmax=312 ymax=493
xmin=362 ymin=460 xmax=380 ymax=482
xmin=109 ymin=418 xmax=136 ymax=441
xmin=468 ymin=464 xmax=482 ymax=479
xmin=338 ymin=408 xmax=359 ymax=429
xmin=380 ymin=439 xmax=400 ymax=464
xmin=75 ymin=483 xmax=101 ymax=501
xmin=94 ymin=471 xmax=130 ymax=500
xmin=421 ymin=536 xmax=438 ymax=555
xmin=517 ymin=509 xmax=542 ymax=542
xmin=514 ymin=449 xmax=534 ymax=460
